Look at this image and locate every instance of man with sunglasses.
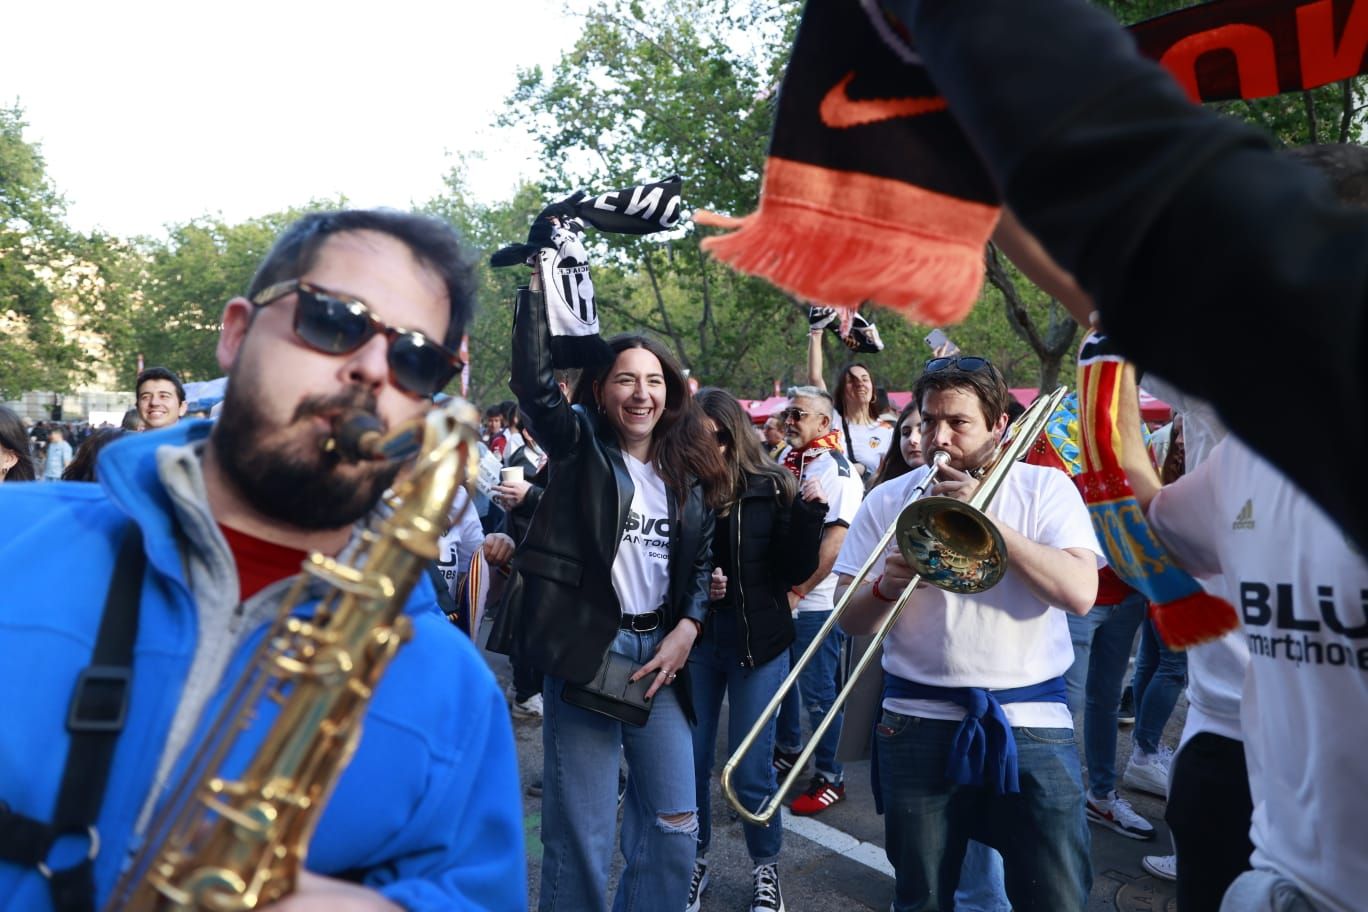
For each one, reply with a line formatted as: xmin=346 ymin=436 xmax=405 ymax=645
xmin=773 ymin=386 xmax=864 ymax=815
xmin=834 ymin=356 xmax=1102 ymax=912
xmin=0 ymin=210 xmax=525 ymax=911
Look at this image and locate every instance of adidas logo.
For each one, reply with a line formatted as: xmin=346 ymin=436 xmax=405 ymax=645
xmin=1232 ymin=499 xmax=1256 ymax=530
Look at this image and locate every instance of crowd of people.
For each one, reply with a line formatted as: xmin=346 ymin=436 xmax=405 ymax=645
xmin=1 ymin=2 xmax=1366 ymax=911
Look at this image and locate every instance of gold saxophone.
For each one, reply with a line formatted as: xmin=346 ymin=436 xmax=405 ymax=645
xmin=107 ymin=397 xmax=482 ymax=911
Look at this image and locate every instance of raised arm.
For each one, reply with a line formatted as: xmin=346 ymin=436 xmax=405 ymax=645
xmin=508 ymin=271 xmax=581 ymax=461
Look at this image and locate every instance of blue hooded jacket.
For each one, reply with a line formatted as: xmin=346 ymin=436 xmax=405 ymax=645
xmin=0 ymin=421 xmax=526 ymax=910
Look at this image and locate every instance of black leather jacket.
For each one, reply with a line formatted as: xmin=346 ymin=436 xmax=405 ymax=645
xmin=489 ymin=285 xmax=715 ymax=719
xmin=712 ymin=473 xmax=826 ymax=668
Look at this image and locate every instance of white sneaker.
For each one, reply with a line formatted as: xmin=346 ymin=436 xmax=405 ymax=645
xmin=511 ymin=693 xmax=544 ymax=719
xmin=685 ymin=858 xmax=709 ymax=912
xmin=1142 ymin=853 xmax=1178 ymax=881
xmin=1123 ymin=744 xmax=1173 ymax=798
xmin=1086 ymin=790 xmax=1156 ymax=840
xmin=750 ymin=863 xmax=785 ymax=912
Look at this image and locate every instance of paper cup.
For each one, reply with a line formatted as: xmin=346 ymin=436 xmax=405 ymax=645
xmin=500 ymin=466 xmax=524 ymax=485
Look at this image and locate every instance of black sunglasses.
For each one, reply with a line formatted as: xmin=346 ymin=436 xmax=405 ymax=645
xmin=251 ymin=280 xmax=462 ymax=398
xmin=924 ymin=356 xmax=994 ymax=375
xmin=779 ymin=407 xmax=813 ymax=422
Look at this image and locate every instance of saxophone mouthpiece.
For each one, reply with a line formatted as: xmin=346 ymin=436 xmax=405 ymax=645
xmin=327 ymin=411 xmax=385 ymax=462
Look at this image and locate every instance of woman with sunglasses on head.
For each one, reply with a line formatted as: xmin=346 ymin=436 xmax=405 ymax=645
xmin=495 ymin=269 xmax=729 ymax=912
xmin=0 ymin=406 xmax=36 ymax=483
xmin=806 ymin=329 xmax=891 ymax=484
xmin=686 ymin=389 xmax=828 ymax=912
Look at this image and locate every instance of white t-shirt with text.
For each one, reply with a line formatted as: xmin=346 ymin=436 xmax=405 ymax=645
xmin=1148 ymin=437 xmax=1368 ymax=912
xmin=794 ymin=447 xmax=864 ymax=612
xmin=835 ymin=462 xmax=1103 ymax=729
xmin=435 ymin=488 xmax=485 ymax=600
xmin=613 ymin=454 xmax=672 ymax=617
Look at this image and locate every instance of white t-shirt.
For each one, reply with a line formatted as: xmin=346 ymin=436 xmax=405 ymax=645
xmin=832 ymin=411 xmax=893 ymax=477
xmin=612 ymin=454 xmax=672 ymax=616
xmin=835 ymin=462 xmax=1103 ymax=729
xmin=1148 ymin=437 xmax=1368 ymax=912
xmin=794 ymin=448 xmax=864 ymax=612
xmin=435 ymin=488 xmax=486 ymax=600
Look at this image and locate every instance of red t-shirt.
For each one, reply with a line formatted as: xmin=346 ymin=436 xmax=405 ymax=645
xmin=219 ymin=524 xmax=310 ymax=602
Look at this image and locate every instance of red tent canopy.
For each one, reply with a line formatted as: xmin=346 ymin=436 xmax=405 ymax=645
xmin=739 ymin=389 xmax=1172 ymax=424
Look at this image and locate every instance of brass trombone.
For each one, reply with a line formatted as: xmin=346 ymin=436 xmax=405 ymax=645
xmin=720 ymin=387 xmax=1068 ymax=825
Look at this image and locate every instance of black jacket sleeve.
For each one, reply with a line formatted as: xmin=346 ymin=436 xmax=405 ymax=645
xmin=680 ymin=502 xmax=715 ymax=628
xmin=509 ymin=286 xmax=582 ymax=461
xmin=897 ymin=0 xmax=1368 ymax=553
xmin=773 ymin=494 xmax=826 ymax=589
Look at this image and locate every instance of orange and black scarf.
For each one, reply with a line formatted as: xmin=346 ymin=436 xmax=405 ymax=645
xmin=782 ymin=430 xmax=843 ymax=479
xmin=698 ymin=0 xmax=1368 ymax=326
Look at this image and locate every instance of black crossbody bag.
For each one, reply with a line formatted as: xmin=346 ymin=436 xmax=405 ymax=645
xmin=561 ymin=650 xmax=653 ymax=727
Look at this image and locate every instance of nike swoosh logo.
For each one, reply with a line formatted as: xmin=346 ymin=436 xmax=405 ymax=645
xmin=819 ymin=71 xmax=947 ymax=129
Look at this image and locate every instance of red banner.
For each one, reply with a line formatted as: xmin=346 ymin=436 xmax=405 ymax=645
xmin=1131 ymin=0 xmax=1368 ymax=102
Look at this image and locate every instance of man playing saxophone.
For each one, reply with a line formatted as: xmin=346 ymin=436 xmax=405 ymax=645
xmin=0 ymin=211 xmax=525 ymax=911
xmin=834 ymin=357 xmax=1101 ymax=912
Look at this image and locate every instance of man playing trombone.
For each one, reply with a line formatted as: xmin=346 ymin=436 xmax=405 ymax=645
xmin=834 ymin=356 xmax=1102 ymax=912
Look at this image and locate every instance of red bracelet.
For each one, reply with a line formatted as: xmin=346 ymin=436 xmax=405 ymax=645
xmin=790 ymin=586 xmax=805 ymax=600
xmin=870 ymin=575 xmax=895 ymax=603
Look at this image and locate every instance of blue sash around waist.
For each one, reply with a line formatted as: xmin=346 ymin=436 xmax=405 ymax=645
xmin=872 ymin=672 xmax=1068 ymax=812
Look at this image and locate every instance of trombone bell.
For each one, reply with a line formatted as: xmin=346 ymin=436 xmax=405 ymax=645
xmin=895 ymin=496 xmax=1007 ymax=594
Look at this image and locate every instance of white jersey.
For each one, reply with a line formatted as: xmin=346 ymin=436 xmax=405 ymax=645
xmin=1149 ymin=437 xmax=1368 ymax=912
xmin=835 ymin=462 xmax=1102 ymax=729
xmin=435 ymin=488 xmax=485 ymax=600
xmin=832 ymin=411 xmax=893 ymax=477
xmin=613 ymin=454 xmax=672 ymax=616
xmin=794 ymin=447 xmax=864 ymax=612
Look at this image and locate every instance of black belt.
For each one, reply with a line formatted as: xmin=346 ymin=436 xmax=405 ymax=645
xmin=620 ymin=611 xmax=662 ymax=632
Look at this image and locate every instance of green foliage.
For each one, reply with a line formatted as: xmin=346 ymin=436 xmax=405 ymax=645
xmin=0 ymin=104 xmax=89 ymax=398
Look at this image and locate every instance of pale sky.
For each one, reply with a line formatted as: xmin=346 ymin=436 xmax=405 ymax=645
xmin=2 ymin=0 xmax=582 ymax=239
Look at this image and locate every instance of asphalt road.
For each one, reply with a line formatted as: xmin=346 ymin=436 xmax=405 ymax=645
xmin=483 ymin=627 xmax=1182 ymax=912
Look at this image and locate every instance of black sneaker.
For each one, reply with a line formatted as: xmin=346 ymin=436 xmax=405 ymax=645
xmin=772 ymin=747 xmax=802 ymax=776
xmin=685 ymin=858 xmax=709 ymax=912
xmin=750 ymin=862 xmax=785 ymax=912
xmin=1117 ymin=685 xmax=1136 ymax=726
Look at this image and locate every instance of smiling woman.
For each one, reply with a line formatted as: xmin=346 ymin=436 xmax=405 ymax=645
xmin=498 ymin=273 xmax=731 ymax=911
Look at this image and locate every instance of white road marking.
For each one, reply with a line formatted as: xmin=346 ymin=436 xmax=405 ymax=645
xmin=782 ymin=813 xmax=894 ymax=878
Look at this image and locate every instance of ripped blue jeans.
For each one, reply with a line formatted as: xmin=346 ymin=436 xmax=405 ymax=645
xmin=539 ymin=626 xmax=698 ymax=912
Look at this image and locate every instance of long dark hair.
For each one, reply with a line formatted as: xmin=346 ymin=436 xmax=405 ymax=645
xmin=832 ymin=361 xmax=876 ymax=423
xmin=695 ymin=388 xmax=796 ymax=511
xmin=0 ymin=406 xmax=35 ymax=482
xmin=869 ymin=401 xmax=921 ymax=489
xmin=572 ymin=334 xmax=728 ymax=509
xmin=62 ymin=428 xmax=125 ymax=482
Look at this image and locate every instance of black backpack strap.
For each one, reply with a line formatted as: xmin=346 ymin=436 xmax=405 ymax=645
xmin=0 ymin=526 xmax=144 ymax=912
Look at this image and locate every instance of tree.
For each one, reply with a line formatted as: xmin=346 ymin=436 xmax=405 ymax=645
xmin=0 ymin=104 xmax=90 ymax=399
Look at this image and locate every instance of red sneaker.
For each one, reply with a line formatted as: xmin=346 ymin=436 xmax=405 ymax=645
xmin=789 ymin=775 xmax=844 ymax=816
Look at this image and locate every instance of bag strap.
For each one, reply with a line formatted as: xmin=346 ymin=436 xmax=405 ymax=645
xmin=0 ymin=526 xmax=144 ymax=912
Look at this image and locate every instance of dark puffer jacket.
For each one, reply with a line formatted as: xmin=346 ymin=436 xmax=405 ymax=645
xmin=713 ymin=473 xmax=827 ymax=667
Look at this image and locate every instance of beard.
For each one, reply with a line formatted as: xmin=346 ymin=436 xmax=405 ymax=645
xmin=212 ymin=375 xmax=401 ymax=531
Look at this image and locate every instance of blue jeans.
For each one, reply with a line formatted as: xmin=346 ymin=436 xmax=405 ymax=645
xmin=1064 ymin=593 xmax=1146 ymax=796
xmin=539 ymin=627 xmax=697 ymax=912
xmin=688 ymin=609 xmax=788 ymax=863
xmin=1131 ymin=615 xmax=1187 ymax=755
xmin=775 ymin=609 xmax=845 ymax=781
xmin=876 ymin=711 xmax=1092 ymax=912
xmin=956 ymin=841 xmax=1010 ymax=912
